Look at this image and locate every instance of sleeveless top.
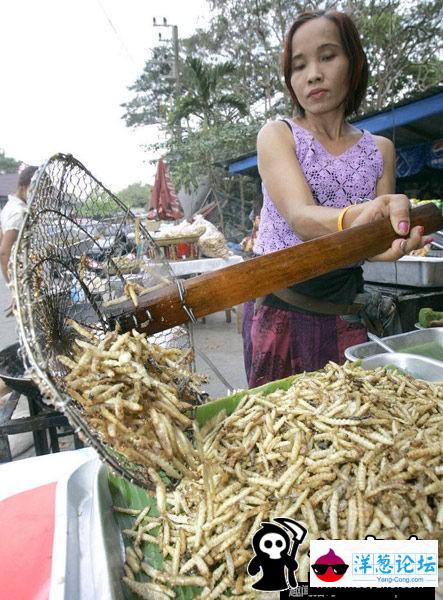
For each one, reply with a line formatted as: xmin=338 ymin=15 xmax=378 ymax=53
xmin=254 ymin=118 xmax=384 ymax=255
xmin=254 ymin=119 xmax=384 ymax=310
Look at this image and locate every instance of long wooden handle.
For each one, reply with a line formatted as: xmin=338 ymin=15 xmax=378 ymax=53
xmin=108 ymin=203 xmax=443 ymax=335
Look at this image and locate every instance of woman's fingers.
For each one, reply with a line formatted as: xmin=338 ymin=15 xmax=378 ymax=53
xmin=388 ymin=227 xmax=428 ymax=260
xmin=400 ymin=226 xmax=425 ymax=254
xmin=351 ymin=195 xmax=410 ymax=234
xmin=384 ymin=194 xmax=410 ymax=235
xmin=369 ymin=230 xmax=431 ymax=262
xmin=356 ymin=195 xmax=433 ymax=261
xmin=376 ymin=239 xmax=407 ymax=262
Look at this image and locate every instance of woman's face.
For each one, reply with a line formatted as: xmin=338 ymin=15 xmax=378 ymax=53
xmin=290 ymin=17 xmax=350 ymax=116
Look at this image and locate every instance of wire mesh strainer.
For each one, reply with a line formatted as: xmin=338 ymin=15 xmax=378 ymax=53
xmin=13 ymin=153 xmax=195 ymax=487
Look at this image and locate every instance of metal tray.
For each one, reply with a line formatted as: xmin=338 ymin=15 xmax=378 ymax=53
xmin=360 ymin=352 xmax=443 ymax=382
xmin=362 ymin=256 xmax=443 ymax=287
xmin=50 ymin=458 xmax=124 ymax=600
xmin=345 ymin=327 xmax=443 ymax=361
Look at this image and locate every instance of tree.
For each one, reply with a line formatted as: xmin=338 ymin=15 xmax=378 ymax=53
xmin=121 ymin=46 xmax=176 ymax=127
xmin=122 ymin=0 xmax=442 ymax=231
xmin=205 ymin=0 xmax=334 ymax=118
xmin=170 ymin=57 xmax=248 ymax=127
xmin=117 ymin=182 xmax=152 ymax=209
xmin=142 ymin=53 xmax=255 ymax=192
xmin=349 ymin=0 xmax=443 ymax=111
xmin=152 ymin=119 xmax=258 ymax=191
xmin=124 ymin=0 xmax=442 ymax=127
xmin=0 ymin=150 xmax=21 ymax=174
xmin=204 ymin=0 xmax=443 ymax=116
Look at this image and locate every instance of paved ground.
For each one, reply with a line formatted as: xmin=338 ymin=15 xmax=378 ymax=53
xmin=194 ymin=308 xmax=247 ymax=397
xmin=0 ymin=276 xmax=248 ymax=461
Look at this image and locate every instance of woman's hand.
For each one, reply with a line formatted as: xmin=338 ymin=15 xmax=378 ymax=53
xmin=349 ymin=194 xmax=431 ymax=261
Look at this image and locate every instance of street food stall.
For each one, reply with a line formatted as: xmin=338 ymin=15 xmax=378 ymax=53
xmin=362 ymin=247 xmax=443 ymax=333
xmin=0 ymin=153 xmax=442 ymax=599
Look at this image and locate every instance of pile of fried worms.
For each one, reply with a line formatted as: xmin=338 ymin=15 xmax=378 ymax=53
xmin=104 ymin=360 xmax=442 ymax=599
xmin=59 ymin=322 xmax=206 ymax=485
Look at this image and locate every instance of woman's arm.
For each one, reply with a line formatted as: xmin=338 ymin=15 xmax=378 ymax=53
xmin=374 ymin=135 xmax=396 ymax=196
xmin=258 ymin=123 xmax=426 ymax=254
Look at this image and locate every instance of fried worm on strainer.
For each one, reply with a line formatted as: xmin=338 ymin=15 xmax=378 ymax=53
xmin=59 ymin=321 xmax=206 ymax=482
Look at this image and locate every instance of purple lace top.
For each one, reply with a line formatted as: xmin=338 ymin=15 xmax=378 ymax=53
xmin=254 ymin=119 xmax=384 ymax=255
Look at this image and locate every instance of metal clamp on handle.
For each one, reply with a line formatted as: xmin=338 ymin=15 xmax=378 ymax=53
xmin=176 ymin=279 xmax=198 ymax=324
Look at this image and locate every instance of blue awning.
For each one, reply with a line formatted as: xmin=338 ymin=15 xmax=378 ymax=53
xmin=356 ymin=91 xmax=443 ymax=134
xmin=226 ymin=89 xmax=443 ymax=177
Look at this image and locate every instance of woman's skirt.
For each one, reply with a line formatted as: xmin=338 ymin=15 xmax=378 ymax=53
xmin=242 ymin=301 xmax=368 ymax=388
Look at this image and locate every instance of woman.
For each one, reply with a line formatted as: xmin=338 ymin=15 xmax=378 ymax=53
xmin=243 ymin=10 xmax=429 ymax=388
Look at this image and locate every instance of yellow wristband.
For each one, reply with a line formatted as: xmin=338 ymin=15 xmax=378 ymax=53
xmin=337 ymin=205 xmax=353 ymax=231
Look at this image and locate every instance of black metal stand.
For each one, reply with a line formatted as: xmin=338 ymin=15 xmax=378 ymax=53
xmin=0 ymin=390 xmax=83 ymax=462
xmin=0 ymin=342 xmax=84 ymax=462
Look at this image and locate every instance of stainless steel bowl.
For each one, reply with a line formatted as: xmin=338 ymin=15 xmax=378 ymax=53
xmin=360 ymin=352 xmax=443 ymax=381
xmin=345 ymin=328 xmax=443 ymax=362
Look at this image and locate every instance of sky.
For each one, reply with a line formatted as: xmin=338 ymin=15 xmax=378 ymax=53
xmin=0 ymin=0 xmax=210 ymax=191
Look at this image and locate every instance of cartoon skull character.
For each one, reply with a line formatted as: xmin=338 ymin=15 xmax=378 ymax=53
xmin=248 ymin=519 xmax=307 ymax=591
xmin=259 ymin=532 xmax=288 ymax=560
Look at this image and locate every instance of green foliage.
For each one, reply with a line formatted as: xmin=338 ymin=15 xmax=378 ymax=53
xmin=149 ymin=119 xmax=259 ymax=192
xmin=76 ymin=183 xmax=151 ymax=217
xmin=0 ymin=150 xmax=21 ymax=174
xmin=125 ymin=0 xmax=443 ymax=129
xmin=121 ymin=46 xmax=176 ymax=127
xmin=123 ymin=0 xmax=442 ymax=232
xmin=419 ymin=307 xmax=443 ymax=328
xmin=117 ymin=182 xmax=152 ymax=209
xmin=205 ymin=0 xmax=443 ymax=116
xmin=170 ymin=57 xmax=248 ymax=126
xmin=350 ymin=0 xmax=443 ymax=112
xmin=77 ymin=192 xmax=125 ymax=218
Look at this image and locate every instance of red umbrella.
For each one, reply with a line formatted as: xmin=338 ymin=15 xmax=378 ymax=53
xmin=148 ymin=159 xmax=184 ymax=220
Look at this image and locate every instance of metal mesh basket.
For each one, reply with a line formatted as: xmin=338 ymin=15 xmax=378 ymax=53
xmin=12 ymin=153 xmax=193 ymax=486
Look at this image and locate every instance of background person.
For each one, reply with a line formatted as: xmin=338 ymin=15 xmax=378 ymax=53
xmin=0 ymin=165 xmax=38 ymax=400
xmin=0 ymin=165 xmax=38 ymax=286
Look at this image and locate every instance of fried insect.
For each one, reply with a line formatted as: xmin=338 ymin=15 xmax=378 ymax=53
xmin=60 ymin=326 xmax=206 ymax=482
xmin=117 ymin=361 xmax=442 ymax=599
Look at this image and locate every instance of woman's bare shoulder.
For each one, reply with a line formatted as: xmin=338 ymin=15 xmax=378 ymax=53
xmin=257 ymin=119 xmax=294 ymax=149
xmin=370 ymin=134 xmax=395 ymax=157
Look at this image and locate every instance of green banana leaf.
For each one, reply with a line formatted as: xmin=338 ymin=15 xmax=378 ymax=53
xmin=108 ymin=471 xmax=200 ymax=600
xmin=194 ymin=373 xmax=301 ymax=427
